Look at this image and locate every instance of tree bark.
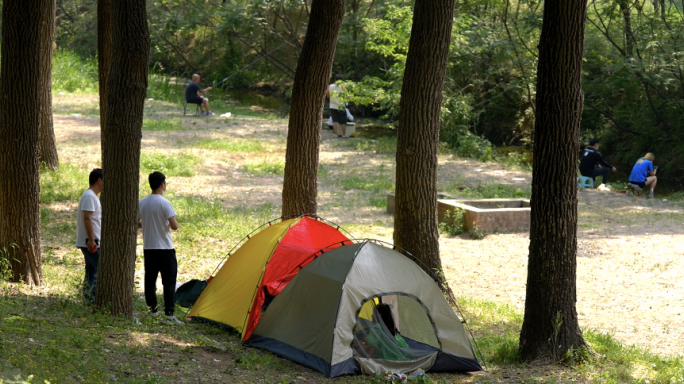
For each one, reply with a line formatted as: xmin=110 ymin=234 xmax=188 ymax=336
xmin=393 ymin=0 xmax=455 ymax=279
xmin=95 ymin=0 xmax=150 ymax=317
xmin=0 ymin=0 xmax=48 ymax=285
xmin=281 ymin=0 xmax=345 ymax=216
xmin=519 ymin=0 xmax=588 ymax=363
xmin=98 ymin=0 xmax=112 ymax=165
xmin=39 ymin=0 xmax=59 ymax=170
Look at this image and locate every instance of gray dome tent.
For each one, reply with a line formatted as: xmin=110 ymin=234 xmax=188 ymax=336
xmin=246 ymin=240 xmax=483 ymax=377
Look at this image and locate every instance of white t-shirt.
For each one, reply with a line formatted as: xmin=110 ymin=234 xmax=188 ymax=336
xmin=328 ymin=84 xmax=343 ymax=110
xmin=75 ymin=189 xmax=102 ymax=248
xmin=138 ymin=194 xmax=177 ymax=250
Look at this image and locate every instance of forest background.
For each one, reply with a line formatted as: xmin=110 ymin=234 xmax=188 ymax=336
xmin=54 ymin=0 xmax=684 ymax=182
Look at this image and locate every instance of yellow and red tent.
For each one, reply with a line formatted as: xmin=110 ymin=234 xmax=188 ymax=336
xmin=187 ymin=215 xmax=351 ymax=340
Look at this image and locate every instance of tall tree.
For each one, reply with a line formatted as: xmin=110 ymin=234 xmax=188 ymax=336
xmin=393 ymin=0 xmax=455 ymax=278
xmin=39 ymin=0 xmax=59 ymax=170
xmin=0 ymin=0 xmax=49 ymax=285
xmin=519 ymin=0 xmax=589 ymax=363
xmin=97 ymin=0 xmax=112 ymax=164
xmin=281 ymin=0 xmax=345 ymax=216
xmin=95 ymin=0 xmax=150 ymax=317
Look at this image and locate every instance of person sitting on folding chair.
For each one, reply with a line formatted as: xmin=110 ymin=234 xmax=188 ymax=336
xmin=579 ymin=138 xmax=617 ymax=187
xmin=185 ymin=74 xmax=214 ymax=116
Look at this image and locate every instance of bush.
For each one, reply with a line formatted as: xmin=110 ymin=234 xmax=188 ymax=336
xmin=52 ymin=51 xmax=99 ymax=93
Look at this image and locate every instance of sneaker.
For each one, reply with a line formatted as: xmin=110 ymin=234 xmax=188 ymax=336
xmin=206 ymin=112 xmax=215 ymax=116
xmin=167 ymin=315 xmax=184 ymax=325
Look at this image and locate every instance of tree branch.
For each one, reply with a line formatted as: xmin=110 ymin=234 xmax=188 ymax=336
xmin=583 ymin=99 xmax=641 ymax=136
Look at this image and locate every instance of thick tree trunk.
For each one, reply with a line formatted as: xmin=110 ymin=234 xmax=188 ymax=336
xmin=281 ymin=0 xmax=345 ymax=216
xmin=0 ymin=0 xmax=47 ymax=285
xmin=39 ymin=0 xmax=59 ymax=170
xmin=393 ymin=0 xmax=455 ymax=279
xmin=98 ymin=0 xmax=112 ymax=165
xmin=519 ymin=0 xmax=588 ymax=363
xmin=95 ymin=0 xmax=150 ymax=317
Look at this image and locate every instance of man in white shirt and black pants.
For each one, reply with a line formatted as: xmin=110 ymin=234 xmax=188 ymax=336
xmin=75 ymin=168 xmax=103 ymax=303
xmin=138 ymin=171 xmax=183 ymax=324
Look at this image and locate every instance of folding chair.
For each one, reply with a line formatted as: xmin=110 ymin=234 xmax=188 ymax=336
xmin=183 ymin=101 xmax=200 ymax=116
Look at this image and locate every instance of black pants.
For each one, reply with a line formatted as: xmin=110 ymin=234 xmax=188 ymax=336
xmin=144 ymin=249 xmax=177 ymax=316
xmin=584 ymin=167 xmax=611 ymax=185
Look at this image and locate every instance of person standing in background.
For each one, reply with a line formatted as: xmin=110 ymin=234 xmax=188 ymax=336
xmin=75 ymin=168 xmax=103 ymax=303
xmin=327 ymin=74 xmax=346 ymax=137
xmin=138 ymin=171 xmax=183 ymax=325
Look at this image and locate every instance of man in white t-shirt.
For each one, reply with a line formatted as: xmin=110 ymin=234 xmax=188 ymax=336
xmin=75 ymin=168 xmax=103 ymax=302
xmin=138 ymin=171 xmax=182 ymax=324
xmin=327 ymin=73 xmax=346 ymax=137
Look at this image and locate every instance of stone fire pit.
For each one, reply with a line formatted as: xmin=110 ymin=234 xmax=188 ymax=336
xmin=387 ymin=194 xmax=530 ymax=233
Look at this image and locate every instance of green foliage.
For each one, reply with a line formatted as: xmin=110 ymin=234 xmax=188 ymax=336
xmin=0 ymin=244 xmax=18 ymax=281
xmin=147 ymin=65 xmax=182 ymax=101
xmin=241 ymin=161 xmax=284 ymax=176
xmin=52 ymin=51 xmax=99 ymax=93
xmin=40 ymin=164 xmax=89 ymax=204
xmin=139 ymin=152 xmax=201 ymax=177
xmin=438 ymin=209 xmax=465 ymax=237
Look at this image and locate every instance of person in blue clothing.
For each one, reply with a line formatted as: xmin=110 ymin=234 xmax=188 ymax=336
xmin=628 ymin=153 xmax=657 ymax=197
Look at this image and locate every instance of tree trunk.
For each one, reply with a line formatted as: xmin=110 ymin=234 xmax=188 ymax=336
xmin=98 ymin=0 xmax=112 ymax=165
xmin=519 ymin=0 xmax=588 ymax=363
xmin=0 ymin=0 xmax=47 ymax=285
xmin=95 ymin=0 xmax=150 ymax=317
xmin=393 ymin=0 xmax=455 ymax=279
xmin=281 ymin=0 xmax=345 ymax=216
xmin=39 ymin=0 xmax=59 ymax=170
xmin=617 ymin=0 xmax=635 ymax=57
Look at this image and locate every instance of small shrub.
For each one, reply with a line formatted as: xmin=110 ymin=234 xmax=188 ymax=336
xmin=438 ymin=209 xmax=465 ymax=237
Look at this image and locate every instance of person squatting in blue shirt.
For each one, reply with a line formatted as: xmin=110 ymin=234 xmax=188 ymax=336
xmin=628 ymin=153 xmax=657 ymax=198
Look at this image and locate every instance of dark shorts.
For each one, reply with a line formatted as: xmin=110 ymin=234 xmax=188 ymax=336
xmin=629 ymin=181 xmax=646 ymax=189
xmin=330 ymin=108 xmax=347 ymax=124
xmin=187 ymin=96 xmax=203 ymax=105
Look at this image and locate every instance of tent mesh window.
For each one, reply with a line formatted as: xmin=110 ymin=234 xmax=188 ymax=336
xmin=352 ymin=294 xmax=439 ymax=361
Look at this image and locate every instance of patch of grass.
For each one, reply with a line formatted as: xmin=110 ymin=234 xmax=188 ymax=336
xmin=369 ymin=195 xmax=387 ymax=208
xmin=235 ymin=351 xmax=287 ymax=371
xmin=142 ymin=118 xmax=184 ymax=131
xmin=242 ymin=161 xmax=284 ymax=176
xmin=170 ymin=196 xmax=277 ymax=254
xmin=40 ymin=163 xmax=90 ymax=204
xmin=338 ymin=175 xmax=394 ymax=193
xmin=191 ymin=138 xmax=264 ymax=153
xmin=139 ymin=152 xmax=201 ymax=177
xmin=442 ymin=181 xmax=531 ymax=199
xmin=334 ymin=136 xmax=398 ymax=154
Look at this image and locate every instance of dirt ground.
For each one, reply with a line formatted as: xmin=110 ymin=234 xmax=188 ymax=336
xmin=52 ymin=95 xmax=684 ymax=358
